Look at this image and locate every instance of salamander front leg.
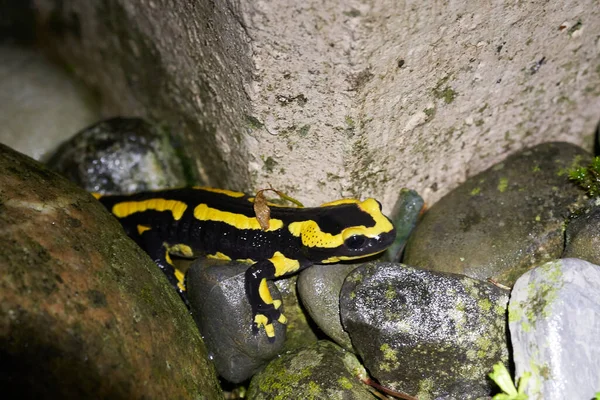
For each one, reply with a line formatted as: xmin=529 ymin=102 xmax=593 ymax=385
xmin=244 ymin=260 xmax=287 ymax=341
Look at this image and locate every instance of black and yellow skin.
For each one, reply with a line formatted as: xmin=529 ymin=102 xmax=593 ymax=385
xmin=94 ymin=187 xmax=396 ymax=340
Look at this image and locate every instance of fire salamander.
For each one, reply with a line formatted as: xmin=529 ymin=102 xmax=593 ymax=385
xmin=94 ymin=187 xmax=396 ymax=340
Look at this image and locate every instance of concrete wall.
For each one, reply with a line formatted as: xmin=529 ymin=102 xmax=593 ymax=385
xmin=30 ymin=0 xmax=600 ymax=209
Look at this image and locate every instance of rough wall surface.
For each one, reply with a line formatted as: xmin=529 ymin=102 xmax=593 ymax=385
xmin=242 ymin=0 xmax=368 ymax=199
xmin=353 ymin=1 xmax=600 ymax=207
xmin=31 ymin=0 xmax=600 ymax=209
xmin=243 ymin=0 xmax=600 ymax=207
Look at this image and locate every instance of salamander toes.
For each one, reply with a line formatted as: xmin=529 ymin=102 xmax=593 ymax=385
xmin=253 ymin=305 xmax=287 ymax=341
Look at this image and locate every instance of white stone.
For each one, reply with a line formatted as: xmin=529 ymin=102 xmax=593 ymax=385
xmin=509 ymin=258 xmax=600 ymax=400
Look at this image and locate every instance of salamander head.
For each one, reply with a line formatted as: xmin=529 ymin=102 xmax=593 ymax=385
xmin=288 ymin=198 xmax=396 ymax=263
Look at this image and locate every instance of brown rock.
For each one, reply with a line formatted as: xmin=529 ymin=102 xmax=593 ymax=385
xmin=0 ymin=144 xmax=222 ymax=399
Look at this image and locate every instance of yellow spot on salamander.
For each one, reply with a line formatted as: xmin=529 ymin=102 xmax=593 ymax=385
xmin=258 ymin=278 xmax=273 ymax=304
xmin=112 ymin=198 xmax=188 ymax=220
xmin=322 ymin=249 xmax=386 ymax=264
xmin=208 ymin=253 xmax=254 ymax=264
xmin=137 ymin=225 xmax=151 ymax=235
xmin=287 ymin=221 xmax=303 ymax=237
xmin=254 ymin=314 xmax=275 ymax=338
xmin=165 ymin=250 xmax=173 ymax=266
xmin=269 ymin=251 xmax=300 ymax=277
xmin=193 ymin=186 xmax=246 ymax=198
xmin=91 ymin=192 xmax=103 ymax=200
xmin=207 ymin=252 xmax=232 ymax=261
xmin=175 ymin=269 xmax=186 ymax=291
xmin=169 ymin=243 xmax=194 ymax=258
xmin=194 ymin=203 xmax=283 ymax=231
xmin=319 ymin=198 xmax=361 ymax=207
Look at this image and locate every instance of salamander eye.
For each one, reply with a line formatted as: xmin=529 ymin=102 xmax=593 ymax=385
xmin=344 ymin=235 xmax=367 ymax=250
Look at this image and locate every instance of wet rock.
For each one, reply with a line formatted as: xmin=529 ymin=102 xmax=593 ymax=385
xmin=404 ymin=142 xmax=589 ymax=286
xmin=298 ymin=264 xmax=359 ymax=351
xmin=275 ymin=275 xmax=319 ymax=352
xmin=247 ymin=340 xmax=373 ymax=400
xmin=340 ymin=262 xmax=509 ymax=400
xmin=508 ymin=258 xmax=600 ymax=400
xmin=563 ymin=202 xmax=600 ymax=265
xmin=0 ymin=45 xmax=99 ymax=160
xmin=186 ymin=258 xmax=286 ymax=383
xmin=0 ymin=144 xmax=222 ymax=399
xmin=46 ymin=117 xmax=189 ymax=194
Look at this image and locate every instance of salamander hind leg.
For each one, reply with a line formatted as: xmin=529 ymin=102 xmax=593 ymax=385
xmin=138 ymin=228 xmax=191 ymax=309
xmin=244 ymin=260 xmax=287 ymax=342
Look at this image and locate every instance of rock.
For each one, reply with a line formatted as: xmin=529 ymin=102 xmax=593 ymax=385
xmin=274 ymin=275 xmax=319 ymax=352
xmin=46 ymin=117 xmax=189 ymax=194
xmin=0 ymin=45 xmax=99 ymax=160
xmin=340 ymin=262 xmax=509 ymax=400
xmin=384 ymin=188 xmax=424 ymax=262
xmin=0 ymin=144 xmax=222 ymax=399
xmin=186 ymin=258 xmax=286 ymax=383
xmin=404 ymin=142 xmax=589 ymax=286
xmin=247 ymin=340 xmax=373 ymax=400
xmin=508 ymin=258 xmax=600 ymax=400
xmin=298 ymin=263 xmax=360 ymax=351
xmin=563 ymin=202 xmax=600 ymax=265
